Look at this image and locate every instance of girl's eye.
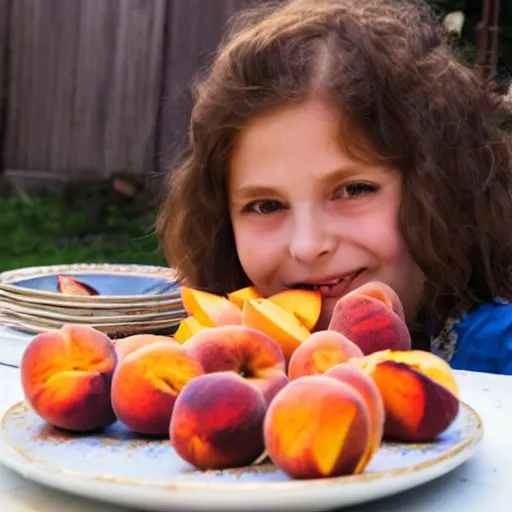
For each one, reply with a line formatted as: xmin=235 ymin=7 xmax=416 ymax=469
xmin=242 ymin=199 xmax=284 ymax=214
xmin=332 ymin=182 xmax=379 ymax=200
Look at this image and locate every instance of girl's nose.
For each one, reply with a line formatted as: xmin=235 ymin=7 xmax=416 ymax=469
xmin=288 ymin=207 xmax=336 ymax=265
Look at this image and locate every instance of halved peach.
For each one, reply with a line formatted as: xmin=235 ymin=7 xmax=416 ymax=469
xmin=354 ymin=350 xmax=460 ymax=442
xmin=57 ymin=275 xmax=99 ymax=296
xmin=180 ymin=286 xmax=242 ymax=326
xmin=242 ymin=298 xmax=310 ymax=362
xmin=173 ymin=316 xmax=209 ymax=343
xmin=268 ymin=289 xmax=322 ymax=331
xmin=227 ymin=286 xmax=262 ymax=308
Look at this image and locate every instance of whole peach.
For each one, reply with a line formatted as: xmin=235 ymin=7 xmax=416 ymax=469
xmin=328 ymin=293 xmax=411 ymax=355
xmin=111 ymin=342 xmax=204 ymax=435
xmin=20 ymin=324 xmax=117 ymax=432
xmin=264 ymin=375 xmax=371 ymax=479
xmin=288 ymin=330 xmax=363 ymax=380
xmin=170 ymin=372 xmax=267 ymax=470
xmin=114 ymin=334 xmax=178 ymax=360
xmin=325 ymin=363 xmax=385 ymax=472
xmin=185 ymin=325 xmax=288 ymax=405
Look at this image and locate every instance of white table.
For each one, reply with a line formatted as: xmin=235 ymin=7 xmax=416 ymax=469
xmin=0 ymin=363 xmax=510 ymax=512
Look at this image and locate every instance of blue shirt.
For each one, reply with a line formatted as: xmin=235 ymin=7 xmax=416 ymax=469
xmin=431 ymin=301 xmax=512 ymax=375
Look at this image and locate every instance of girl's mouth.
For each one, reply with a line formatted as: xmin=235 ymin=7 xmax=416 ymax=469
xmin=290 ymin=268 xmax=367 ymax=297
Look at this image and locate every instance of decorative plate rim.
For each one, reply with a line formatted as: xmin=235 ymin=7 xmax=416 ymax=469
xmin=0 ymin=400 xmax=484 ymax=492
xmin=0 ymin=263 xmax=181 ymax=303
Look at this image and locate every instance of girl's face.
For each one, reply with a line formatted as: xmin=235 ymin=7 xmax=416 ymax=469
xmin=229 ymin=98 xmax=425 ymax=329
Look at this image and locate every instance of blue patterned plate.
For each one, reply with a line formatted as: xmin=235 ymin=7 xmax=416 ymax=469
xmin=0 ymin=400 xmax=483 ymax=512
xmin=0 ymin=263 xmax=180 ymax=303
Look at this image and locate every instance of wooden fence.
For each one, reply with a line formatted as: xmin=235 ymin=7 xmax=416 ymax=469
xmin=0 ymin=0 xmax=258 ymax=190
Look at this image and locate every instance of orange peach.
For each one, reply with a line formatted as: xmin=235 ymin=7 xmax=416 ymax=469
xmin=173 ymin=316 xmax=209 ymax=343
xmin=114 ymin=334 xmax=178 ymax=360
xmin=180 ymin=286 xmax=242 ymax=326
xmin=355 ymin=350 xmax=459 ymax=442
xmin=242 ymin=298 xmax=311 ymax=362
xmin=288 ymin=330 xmax=364 ymax=380
xmin=111 ymin=342 xmax=204 ymax=435
xmin=185 ymin=325 xmax=288 ymax=405
xmin=268 ymin=289 xmax=322 ymax=331
xmin=20 ymin=324 xmax=117 ymax=432
xmin=170 ymin=372 xmax=267 ymax=470
xmin=325 ymin=364 xmax=385 ymax=472
xmin=263 ymin=375 xmax=372 ymax=479
xmin=227 ymin=286 xmax=262 ymax=308
xmin=328 ymin=287 xmax=411 ymax=355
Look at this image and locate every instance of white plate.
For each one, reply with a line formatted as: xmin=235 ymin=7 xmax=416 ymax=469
xmin=0 ymin=313 xmax=181 ymax=337
xmin=0 ymin=401 xmax=483 ymax=512
xmin=0 ymin=287 xmax=185 ymax=312
xmin=0 ymin=299 xmax=186 ymax=324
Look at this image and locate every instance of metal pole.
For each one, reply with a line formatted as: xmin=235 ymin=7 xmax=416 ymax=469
xmin=476 ymin=0 xmax=502 ymax=79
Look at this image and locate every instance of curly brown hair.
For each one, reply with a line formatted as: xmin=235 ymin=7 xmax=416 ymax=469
xmin=156 ymin=0 xmax=512 ymax=328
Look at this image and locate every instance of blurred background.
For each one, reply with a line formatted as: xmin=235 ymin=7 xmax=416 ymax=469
xmin=0 ymin=0 xmax=510 ymax=273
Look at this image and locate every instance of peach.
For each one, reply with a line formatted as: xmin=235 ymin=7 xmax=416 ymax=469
xmin=268 ymin=289 xmax=322 ymax=331
xmin=264 ymin=375 xmax=372 ymax=479
xmin=57 ymin=275 xmax=99 ymax=296
xmin=185 ymin=325 xmax=288 ymax=405
xmin=20 ymin=324 xmax=117 ymax=432
xmin=242 ymin=298 xmax=311 ymax=362
xmin=345 ymin=281 xmax=405 ymax=322
xmin=173 ymin=316 xmax=208 ymax=344
xmin=180 ymin=286 xmax=242 ymax=326
xmin=325 ymin=364 xmax=385 ymax=472
xmin=355 ymin=350 xmax=459 ymax=442
xmin=288 ymin=330 xmax=364 ymax=380
xmin=328 ymin=285 xmax=411 ymax=355
xmin=227 ymin=286 xmax=262 ymax=308
xmin=114 ymin=334 xmax=178 ymax=360
xmin=170 ymin=372 xmax=267 ymax=470
xmin=111 ymin=341 xmax=204 ymax=435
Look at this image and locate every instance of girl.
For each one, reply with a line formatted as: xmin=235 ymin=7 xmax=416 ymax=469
xmin=156 ymin=0 xmax=512 ymax=375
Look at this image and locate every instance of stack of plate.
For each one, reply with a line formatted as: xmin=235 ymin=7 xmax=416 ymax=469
xmin=0 ymin=263 xmax=187 ymax=338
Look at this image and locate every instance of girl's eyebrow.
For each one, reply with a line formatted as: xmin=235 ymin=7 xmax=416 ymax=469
xmin=233 ymin=166 xmax=371 ymax=199
xmin=233 ymin=165 xmax=382 ymax=201
xmin=232 ymin=185 xmax=278 ymax=200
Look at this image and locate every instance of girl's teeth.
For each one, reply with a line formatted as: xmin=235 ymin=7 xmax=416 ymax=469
xmin=294 ymin=271 xmax=365 ymax=290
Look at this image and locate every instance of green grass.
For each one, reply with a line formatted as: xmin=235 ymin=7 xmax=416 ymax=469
xmin=0 ymin=183 xmax=167 ymax=273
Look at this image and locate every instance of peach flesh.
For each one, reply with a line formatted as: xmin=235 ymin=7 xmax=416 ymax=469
xmin=242 ymin=298 xmax=310 ymax=362
xmin=372 ymin=360 xmax=460 ymax=442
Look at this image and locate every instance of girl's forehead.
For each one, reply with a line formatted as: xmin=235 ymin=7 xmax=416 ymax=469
xmin=229 ymin=97 xmax=386 ymax=187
